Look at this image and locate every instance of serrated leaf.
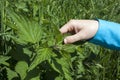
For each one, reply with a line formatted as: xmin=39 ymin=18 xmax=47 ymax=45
xmin=49 ymin=58 xmax=63 ymax=74
xmin=0 ymin=56 xmax=11 ymax=66
xmin=15 ymin=61 xmax=28 ymax=80
xmin=49 ymin=55 xmax=72 ymax=80
xmin=47 ymin=37 xmax=56 ymax=47
xmin=6 ymin=8 xmax=42 ymax=45
xmin=62 ymin=44 xmax=76 ymax=53
xmin=29 ymin=48 xmax=52 ymax=71
xmin=6 ymin=68 xmax=18 ymax=80
xmin=56 ymin=57 xmax=72 ymax=80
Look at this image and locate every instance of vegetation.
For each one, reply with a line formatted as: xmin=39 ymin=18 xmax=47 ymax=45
xmin=0 ymin=0 xmax=120 ymax=80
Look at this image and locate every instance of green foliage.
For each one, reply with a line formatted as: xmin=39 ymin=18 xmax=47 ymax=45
xmin=0 ymin=0 xmax=120 ymax=80
xmin=6 ymin=8 xmax=42 ymax=45
xmin=29 ymin=48 xmax=53 ymax=71
xmin=6 ymin=68 xmax=18 ymax=80
xmin=15 ymin=61 xmax=28 ymax=80
xmin=0 ymin=56 xmax=11 ymax=66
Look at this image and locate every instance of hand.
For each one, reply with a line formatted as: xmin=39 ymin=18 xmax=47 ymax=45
xmin=59 ymin=19 xmax=99 ymax=44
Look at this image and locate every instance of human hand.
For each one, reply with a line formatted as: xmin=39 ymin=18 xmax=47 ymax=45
xmin=59 ymin=20 xmax=99 ymax=44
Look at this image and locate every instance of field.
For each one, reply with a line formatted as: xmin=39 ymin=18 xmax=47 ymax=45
xmin=0 ymin=0 xmax=120 ymax=80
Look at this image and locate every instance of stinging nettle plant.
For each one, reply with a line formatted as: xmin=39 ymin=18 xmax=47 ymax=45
xmin=1 ymin=4 xmax=78 ymax=80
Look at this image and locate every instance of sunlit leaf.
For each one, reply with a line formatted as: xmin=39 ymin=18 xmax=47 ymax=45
xmin=6 ymin=68 xmax=18 ymax=80
xmin=29 ymin=48 xmax=53 ymax=71
xmin=62 ymin=44 xmax=76 ymax=53
xmin=23 ymin=48 xmax=33 ymax=57
xmin=6 ymin=9 xmax=42 ymax=45
xmin=55 ymin=76 xmax=63 ymax=80
xmin=30 ymin=76 xmax=40 ymax=80
xmin=0 ymin=56 xmax=11 ymax=66
xmin=15 ymin=61 xmax=28 ymax=80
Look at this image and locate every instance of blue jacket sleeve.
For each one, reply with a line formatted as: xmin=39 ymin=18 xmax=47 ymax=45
xmin=89 ymin=19 xmax=120 ymax=50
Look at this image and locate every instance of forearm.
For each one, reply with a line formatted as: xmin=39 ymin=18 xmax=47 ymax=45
xmin=89 ymin=19 xmax=120 ymax=50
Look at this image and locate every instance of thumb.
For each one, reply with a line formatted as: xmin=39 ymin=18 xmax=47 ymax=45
xmin=64 ymin=32 xmax=84 ymax=44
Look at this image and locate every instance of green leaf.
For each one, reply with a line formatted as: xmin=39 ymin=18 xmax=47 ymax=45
xmin=6 ymin=68 xmax=18 ymax=80
xmin=77 ymin=61 xmax=85 ymax=74
xmin=28 ymin=48 xmax=52 ymax=71
xmin=47 ymin=36 xmax=56 ymax=47
xmin=55 ymin=76 xmax=63 ymax=80
xmin=49 ymin=55 xmax=73 ymax=80
xmin=23 ymin=48 xmax=33 ymax=57
xmin=25 ymin=67 xmax=40 ymax=80
xmin=6 ymin=8 xmax=42 ymax=45
xmin=49 ymin=58 xmax=63 ymax=74
xmin=15 ymin=2 xmax=26 ymax=9
xmin=15 ymin=61 xmax=28 ymax=80
xmin=56 ymin=57 xmax=72 ymax=80
xmin=62 ymin=44 xmax=76 ymax=53
xmin=54 ymin=27 xmax=63 ymax=44
xmin=30 ymin=76 xmax=40 ymax=80
xmin=0 ymin=56 xmax=11 ymax=66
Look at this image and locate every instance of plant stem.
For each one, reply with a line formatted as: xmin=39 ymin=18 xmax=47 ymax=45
xmin=1 ymin=0 xmax=5 ymax=55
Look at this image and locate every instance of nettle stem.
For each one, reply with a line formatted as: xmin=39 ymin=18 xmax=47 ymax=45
xmin=0 ymin=0 xmax=9 ymax=55
xmin=38 ymin=0 xmax=43 ymax=25
xmin=1 ymin=0 xmax=4 ymax=33
xmin=1 ymin=0 xmax=6 ymax=55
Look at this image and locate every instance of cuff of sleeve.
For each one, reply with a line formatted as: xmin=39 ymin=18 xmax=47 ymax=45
xmin=89 ymin=19 xmax=104 ymax=43
xmin=89 ymin=19 xmax=113 ymax=48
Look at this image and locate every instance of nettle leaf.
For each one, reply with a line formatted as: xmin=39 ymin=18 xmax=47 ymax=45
xmin=56 ymin=33 xmax=63 ymax=45
xmin=23 ymin=48 xmax=33 ymax=57
xmin=6 ymin=68 xmax=18 ymax=80
xmin=62 ymin=44 xmax=76 ymax=53
xmin=49 ymin=58 xmax=63 ymax=74
xmin=30 ymin=76 xmax=40 ymax=80
xmin=55 ymin=76 xmax=63 ymax=80
xmin=29 ymin=48 xmax=53 ymax=71
xmin=77 ymin=61 xmax=85 ymax=74
xmin=49 ymin=52 xmax=73 ymax=80
xmin=61 ymin=52 xmax=73 ymax=80
xmin=15 ymin=2 xmax=26 ymax=9
xmin=0 ymin=56 xmax=11 ymax=66
xmin=25 ymin=67 xmax=40 ymax=80
xmin=56 ymin=57 xmax=72 ymax=80
xmin=7 ymin=8 xmax=42 ymax=45
xmin=54 ymin=26 xmax=63 ymax=44
xmin=15 ymin=61 xmax=28 ymax=80
xmin=47 ymin=37 xmax=56 ymax=47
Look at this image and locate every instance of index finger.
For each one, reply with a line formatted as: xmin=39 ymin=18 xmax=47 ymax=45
xmin=59 ymin=22 xmax=71 ymax=34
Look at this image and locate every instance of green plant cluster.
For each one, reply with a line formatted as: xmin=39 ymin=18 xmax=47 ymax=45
xmin=0 ymin=0 xmax=120 ymax=80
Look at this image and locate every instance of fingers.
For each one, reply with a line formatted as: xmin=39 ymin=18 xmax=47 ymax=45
xmin=59 ymin=20 xmax=75 ymax=34
xmin=60 ymin=20 xmax=82 ymax=44
xmin=59 ymin=20 xmax=99 ymax=44
xmin=59 ymin=23 xmax=70 ymax=34
xmin=64 ymin=31 xmax=84 ymax=44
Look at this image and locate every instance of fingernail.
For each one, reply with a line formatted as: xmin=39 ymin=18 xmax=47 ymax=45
xmin=64 ymin=39 xmax=67 ymax=44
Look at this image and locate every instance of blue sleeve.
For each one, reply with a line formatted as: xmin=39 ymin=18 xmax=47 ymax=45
xmin=89 ymin=19 xmax=120 ymax=50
